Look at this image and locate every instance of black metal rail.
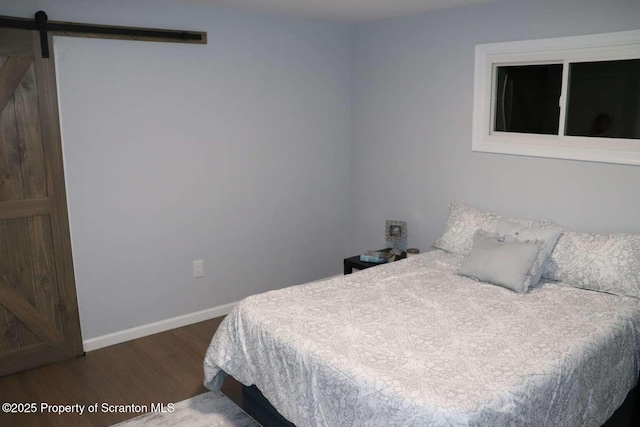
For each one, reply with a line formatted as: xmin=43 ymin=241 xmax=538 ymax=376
xmin=0 ymin=11 xmax=206 ymax=58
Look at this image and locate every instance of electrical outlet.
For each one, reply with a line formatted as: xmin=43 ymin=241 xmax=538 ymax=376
xmin=193 ymin=259 xmax=204 ymax=278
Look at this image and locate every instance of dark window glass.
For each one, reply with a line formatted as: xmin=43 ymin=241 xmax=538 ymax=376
xmin=565 ymin=59 xmax=640 ymax=139
xmin=494 ymin=64 xmax=563 ymax=135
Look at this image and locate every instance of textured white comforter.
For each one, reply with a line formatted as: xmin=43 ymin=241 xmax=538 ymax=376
xmin=204 ymin=250 xmax=640 ymax=426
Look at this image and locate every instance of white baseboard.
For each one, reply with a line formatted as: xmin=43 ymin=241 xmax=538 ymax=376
xmin=82 ymin=302 xmax=237 ymax=352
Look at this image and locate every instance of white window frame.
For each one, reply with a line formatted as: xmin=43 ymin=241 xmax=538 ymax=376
xmin=472 ymin=30 xmax=640 ymax=165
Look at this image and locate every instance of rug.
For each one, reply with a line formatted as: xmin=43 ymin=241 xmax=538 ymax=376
xmin=113 ymin=391 xmax=260 ymax=427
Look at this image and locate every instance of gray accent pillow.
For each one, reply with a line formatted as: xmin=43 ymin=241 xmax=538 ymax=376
xmin=542 ymin=231 xmax=640 ymax=299
xmin=433 ymin=203 xmax=556 ymax=256
xmin=495 ymin=220 xmax=563 ymax=287
xmin=459 ymin=230 xmax=542 ymax=293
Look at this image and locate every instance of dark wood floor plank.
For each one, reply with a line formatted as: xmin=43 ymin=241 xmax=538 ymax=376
xmin=0 ymin=316 xmax=237 ymax=427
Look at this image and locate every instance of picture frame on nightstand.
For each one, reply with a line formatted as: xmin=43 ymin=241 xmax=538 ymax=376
xmin=385 ymin=220 xmax=406 ymax=250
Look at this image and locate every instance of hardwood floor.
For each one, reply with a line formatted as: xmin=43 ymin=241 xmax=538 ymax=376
xmin=0 ymin=317 xmax=242 ymax=427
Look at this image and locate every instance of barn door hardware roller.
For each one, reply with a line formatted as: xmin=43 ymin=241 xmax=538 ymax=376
xmin=0 ymin=11 xmax=207 ymax=59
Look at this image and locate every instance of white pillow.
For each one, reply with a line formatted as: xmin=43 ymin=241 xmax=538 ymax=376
xmin=433 ymin=203 xmax=556 ymax=256
xmin=495 ymin=220 xmax=563 ymax=287
xmin=542 ymin=231 xmax=640 ymax=299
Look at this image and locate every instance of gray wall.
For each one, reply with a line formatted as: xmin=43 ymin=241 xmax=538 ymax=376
xmin=351 ymin=0 xmax=640 ymax=254
xmin=3 ymin=0 xmax=352 ymax=340
xmin=4 ymin=0 xmax=640 ymax=341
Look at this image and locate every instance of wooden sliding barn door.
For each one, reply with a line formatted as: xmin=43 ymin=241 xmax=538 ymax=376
xmin=0 ymin=28 xmax=83 ymax=376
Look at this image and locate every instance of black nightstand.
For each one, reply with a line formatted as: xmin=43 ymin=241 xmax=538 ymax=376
xmin=343 ymin=248 xmax=407 ymax=275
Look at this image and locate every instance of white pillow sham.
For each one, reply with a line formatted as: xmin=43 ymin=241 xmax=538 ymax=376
xmin=542 ymin=231 xmax=640 ymax=299
xmin=495 ymin=220 xmax=563 ymax=288
xmin=433 ymin=203 xmax=556 ymax=256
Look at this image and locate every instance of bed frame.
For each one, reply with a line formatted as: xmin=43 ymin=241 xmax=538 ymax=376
xmin=242 ymin=385 xmax=294 ymax=427
xmin=241 ymin=381 xmax=639 ymax=427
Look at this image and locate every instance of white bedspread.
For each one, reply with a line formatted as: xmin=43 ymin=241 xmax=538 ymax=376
xmin=204 ymin=250 xmax=640 ymax=426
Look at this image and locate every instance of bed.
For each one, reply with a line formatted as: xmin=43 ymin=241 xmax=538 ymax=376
xmin=203 ymin=203 xmax=640 ymax=426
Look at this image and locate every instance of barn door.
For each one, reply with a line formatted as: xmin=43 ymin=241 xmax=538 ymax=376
xmin=0 ymin=28 xmax=83 ymax=376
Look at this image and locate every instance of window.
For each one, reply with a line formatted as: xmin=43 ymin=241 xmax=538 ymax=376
xmin=565 ymin=59 xmax=640 ymax=139
xmin=494 ymin=64 xmax=563 ymax=135
xmin=472 ymin=30 xmax=640 ymax=165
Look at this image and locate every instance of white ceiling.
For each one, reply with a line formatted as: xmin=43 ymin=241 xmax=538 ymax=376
xmin=201 ymin=0 xmax=495 ymax=23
